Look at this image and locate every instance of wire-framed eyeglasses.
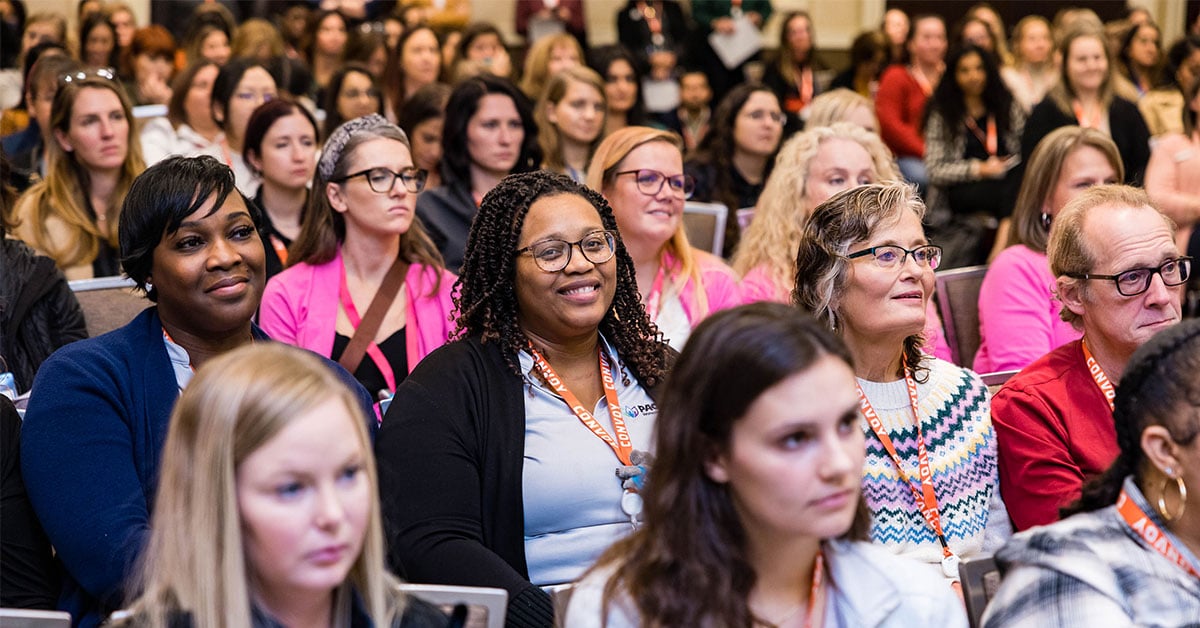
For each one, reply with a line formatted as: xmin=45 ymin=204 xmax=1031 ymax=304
xmin=614 ymin=169 xmax=695 ymax=199
xmin=515 ymin=230 xmax=617 ymax=272
xmin=845 ymin=244 xmax=943 ymax=270
xmin=1065 ymin=257 xmax=1192 ymax=296
xmin=335 ymin=167 xmax=427 ymax=193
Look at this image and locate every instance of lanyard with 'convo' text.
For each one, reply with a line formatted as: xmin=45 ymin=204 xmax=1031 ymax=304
xmin=1116 ymin=488 xmax=1200 ymax=579
xmin=529 ymin=345 xmax=632 ymax=466
xmin=1081 ymin=337 xmax=1116 ymax=412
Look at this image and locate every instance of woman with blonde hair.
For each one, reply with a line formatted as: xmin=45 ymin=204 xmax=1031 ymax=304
xmin=588 ymin=126 xmax=741 ymax=350
xmin=535 ymin=65 xmax=605 ymax=182
xmin=805 ymin=88 xmax=879 ymax=133
xmin=115 ymin=343 xmax=447 ymax=627
xmin=12 ymin=70 xmax=144 ymax=279
xmin=229 ymin=18 xmax=285 ymax=63
xmin=519 ymin=32 xmax=584 ymax=100
xmin=1001 ymin=16 xmax=1057 ymax=112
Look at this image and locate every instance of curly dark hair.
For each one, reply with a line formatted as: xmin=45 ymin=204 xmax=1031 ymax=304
xmin=453 ymin=170 xmax=672 ymax=386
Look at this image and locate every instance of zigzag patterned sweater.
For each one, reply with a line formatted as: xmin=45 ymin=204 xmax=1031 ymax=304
xmin=858 ymin=357 xmax=1011 ymax=577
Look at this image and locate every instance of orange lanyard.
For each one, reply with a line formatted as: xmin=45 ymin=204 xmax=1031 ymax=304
xmin=1116 ymin=488 xmax=1200 ymax=579
xmin=529 ymin=345 xmax=632 ymax=466
xmin=1081 ymin=338 xmax=1116 ymax=412
xmin=269 ymin=234 xmax=289 ymax=266
xmin=964 ymin=114 xmax=997 ymax=156
xmin=785 ymin=66 xmax=814 ymax=113
xmin=1072 ymin=100 xmax=1103 ymax=129
xmin=161 ymin=328 xmax=194 ymax=372
xmin=909 ymin=65 xmax=934 ymax=96
xmin=857 ymin=361 xmax=958 ymax=575
xmin=805 ymin=551 xmax=826 ymax=628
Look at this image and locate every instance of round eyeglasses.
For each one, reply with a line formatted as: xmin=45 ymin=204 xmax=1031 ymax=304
xmin=845 ymin=244 xmax=943 ymax=271
xmin=515 ymin=230 xmax=617 ymax=272
xmin=614 ymin=169 xmax=695 ymax=199
xmin=1065 ymin=257 xmax=1192 ymax=297
xmin=335 ymin=167 xmax=427 ymax=193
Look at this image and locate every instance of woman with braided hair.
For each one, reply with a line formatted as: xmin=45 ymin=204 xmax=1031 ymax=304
xmin=984 ymin=319 xmax=1200 ymax=626
xmin=376 ymin=170 xmax=673 ymax=628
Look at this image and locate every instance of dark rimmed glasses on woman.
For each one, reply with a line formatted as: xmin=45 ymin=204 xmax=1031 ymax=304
xmin=1065 ymin=257 xmax=1192 ymax=297
xmin=516 ymin=230 xmax=618 ymax=272
xmin=614 ymin=169 xmax=695 ymax=199
xmin=336 ymin=167 xmax=427 ymax=193
xmin=846 ymin=244 xmax=943 ymax=271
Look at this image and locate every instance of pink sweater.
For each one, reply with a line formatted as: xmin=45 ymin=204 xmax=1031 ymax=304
xmin=974 ymin=245 xmax=1081 ymax=373
xmin=740 ymin=263 xmax=953 ymax=362
xmin=259 ymin=248 xmax=457 ymax=373
xmin=667 ymin=248 xmax=743 ymax=324
xmin=1145 ymin=133 xmax=1200 ymax=226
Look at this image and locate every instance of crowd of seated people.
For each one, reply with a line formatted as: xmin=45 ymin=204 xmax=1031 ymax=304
xmin=5 ymin=2 xmax=1200 ymax=627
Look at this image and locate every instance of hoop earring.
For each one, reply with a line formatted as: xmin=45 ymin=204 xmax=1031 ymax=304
xmin=1156 ymin=469 xmax=1188 ymax=523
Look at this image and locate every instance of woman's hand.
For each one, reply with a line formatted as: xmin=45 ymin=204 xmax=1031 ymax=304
xmin=138 ymin=74 xmax=172 ymax=105
xmin=976 ymin=156 xmax=1009 ymax=180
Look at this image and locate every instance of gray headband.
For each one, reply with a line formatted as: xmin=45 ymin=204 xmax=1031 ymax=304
xmin=317 ymin=113 xmax=400 ymax=180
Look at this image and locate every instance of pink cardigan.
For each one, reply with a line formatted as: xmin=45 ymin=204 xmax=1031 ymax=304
xmin=259 ymin=248 xmax=457 ymax=373
xmin=1145 ymin=133 xmax=1200 ymax=225
xmin=666 ymin=248 xmax=743 ymax=324
xmin=739 ymin=263 xmax=953 ymax=362
xmin=974 ymin=244 xmax=1081 ymax=373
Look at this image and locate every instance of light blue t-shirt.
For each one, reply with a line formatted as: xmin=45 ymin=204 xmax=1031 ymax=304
xmin=519 ymin=336 xmax=658 ymax=586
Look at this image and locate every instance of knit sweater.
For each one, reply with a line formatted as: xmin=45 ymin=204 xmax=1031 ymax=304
xmin=858 ymin=358 xmax=1010 ymax=575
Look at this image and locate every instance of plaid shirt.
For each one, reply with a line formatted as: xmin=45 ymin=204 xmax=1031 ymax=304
xmin=982 ymin=477 xmax=1200 ymax=627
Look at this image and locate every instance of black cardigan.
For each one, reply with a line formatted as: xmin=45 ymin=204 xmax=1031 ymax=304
xmin=377 ymin=337 xmax=663 ymax=628
xmin=1020 ymin=95 xmax=1151 ymax=185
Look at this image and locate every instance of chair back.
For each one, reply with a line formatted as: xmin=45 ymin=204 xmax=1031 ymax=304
xmin=683 ymin=202 xmax=727 ymax=257
xmin=397 ymin=583 xmax=507 ymax=628
xmin=980 ymin=370 xmax=1020 ymax=396
xmin=0 ymin=609 xmax=71 ymax=628
xmin=934 ymin=265 xmax=988 ymax=367
xmin=69 ymin=277 xmax=146 ymax=338
xmin=958 ymin=553 xmax=1001 ymax=628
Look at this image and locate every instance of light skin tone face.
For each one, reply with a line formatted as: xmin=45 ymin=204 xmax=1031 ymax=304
xmin=679 ymin=73 xmax=711 ymax=111
xmin=316 ymin=14 xmax=347 ymax=56
xmin=410 ymin=117 xmax=443 ymax=174
xmin=908 ymin=17 xmax=947 ymax=67
xmin=1018 ymin=21 xmax=1053 ymax=65
xmin=402 ymin=29 xmax=441 ymax=86
xmin=1128 ymin=26 xmax=1160 ymax=69
xmin=604 ymin=59 xmax=637 ymax=114
xmin=251 ymin=111 xmax=317 ymax=191
xmin=218 ymin=67 xmax=278 ymax=141
xmin=466 ymin=93 xmax=523 ymax=177
xmin=134 ymin=53 xmax=172 ymax=84
xmin=838 ymin=209 xmax=935 ymax=348
xmin=515 ymin=193 xmax=617 ymax=345
xmin=786 ymin=15 xmax=812 ymax=57
xmin=706 ymin=354 xmax=864 ymax=544
xmin=547 ymin=80 xmax=604 ymax=146
xmin=336 ymin=71 xmax=380 ymax=121
xmin=1177 ymin=50 xmax=1200 ymax=98
xmin=237 ymin=399 xmax=371 ymax=614
xmin=961 ymin=21 xmax=992 ymax=52
xmin=547 ymin=43 xmax=580 ymax=75
xmin=1043 ymin=145 xmax=1120 ymax=216
xmin=603 ymin=140 xmax=685 ymax=251
xmin=1059 ymin=205 xmax=1182 ymax=359
xmin=185 ymin=65 xmax=219 ymax=129
xmin=804 ymin=138 xmax=877 ymax=209
xmin=29 ymin=80 xmax=58 ymax=136
xmin=201 ymin=30 xmax=231 ymax=66
xmin=110 ymin=9 xmax=135 ymax=48
xmin=54 ymin=87 xmax=129 ymax=174
xmin=1067 ymin=36 xmax=1108 ymax=94
xmin=955 ymin=51 xmax=987 ymax=99
xmin=84 ymin=23 xmax=115 ymax=67
xmin=327 ymin=138 xmax=418 ymax=240
xmin=148 ymin=193 xmax=266 ymax=337
xmin=467 ymin=33 xmax=503 ymax=62
xmin=22 ymin=20 xmax=60 ymax=54
xmin=884 ymin=9 xmax=909 ymax=46
xmin=733 ymin=91 xmax=784 ymax=158
xmin=843 ymin=105 xmax=877 ymax=133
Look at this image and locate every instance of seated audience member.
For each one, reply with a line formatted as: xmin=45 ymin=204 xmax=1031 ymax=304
xmin=1002 ymin=16 xmax=1057 ymax=113
xmin=79 ymin=12 xmax=120 ymax=71
xmin=829 ymin=31 xmax=888 ymax=101
xmin=397 ymin=83 xmax=451 ymax=191
xmin=384 ymin=25 xmax=443 ymax=120
xmin=588 ymin=126 xmax=740 ymax=350
xmin=590 ymin=45 xmax=648 ymax=138
xmin=321 ymin=62 xmax=384 ymax=140
xmin=124 ymin=26 xmax=176 ymax=107
xmin=303 ymin=10 xmax=351 ymax=103
xmin=140 ymin=61 xmax=223 ymax=166
xmin=1115 ymin=20 xmax=1164 ymax=101
xmin=763 ymin=11 xmax=832 ymax=135
xmin=3 ymin=52 xmax=78 ymax=191
xmin=1146 ymin=76 xmax=1200 ymax=251
xmin=194 ymin=58 xmax=279 ymax=196
xmin=881 ymin=8 xmax=910 ymax=66
xmin=261 ymin=115 xmax=455 ymax=401
xmin=242 ymin=99 xmax=319 ymax=279
xmin=112 ymin=344 xmax=448 ymax=628
xmin=804 ymin=88 xmax=878 ymax=133
xmin=685 ymin=83 xmax=784 ymax=257
xmin=183 ymin=23 xmax=231 ymax=67
xmin=991 ymin=185 xmax=1185 ymax=531
xmin=19 ymin=156 xmax=374 ymax=628
xmin=793 ymin=183 xmax=1010 ymax=582
xmin=2 ymin=41 xmax=66 ymax=147
xmin=377 ymin=171 xmax=673 ymax=628
xmin=983 ymin=319 xmax=1200 ymax=627
xmin=565 ymin=303 xmax=968 ymax=627
xmin=1139 ymin=35 xmax=1200 ymax=138
xmin=452 ymin=22 xmax=513 ymax=82
xmin=875 ymin=14 xmax=946 ymax=190
xmin=1 ymin=396 xmax=60 ymax=610
xmin=11 ymin=68 xmax=144 ymax=279
xmin=1021 ymin=26 xmax=1151 ymax=185
xmin=229 ymin=18 xmax=285 ymax=63
xmin=976 ymin=127 xmax=1122 ymax=374
xmin=415 ymin=75 xmax=540 ymax=272
xmin=656 ymin=69 xmax=713 ymax=151
xmin=535 ymin=66 xmax=606 ymax=183
xmin=518 ymin=31 xmax=583 ymax=101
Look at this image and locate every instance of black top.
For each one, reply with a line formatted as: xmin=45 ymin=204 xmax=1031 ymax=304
xmin=1020 ymin=96 xmax=1151 ymax=185
xmin=1 ymin=397 xmax=62 ymax=609
xmin=332 ymin=328 xmax=408 ymax=399
xmin=684 ymin=158 xmax=764 ymax=257
xmin=252 ymin=187 xmax=301 ymax=280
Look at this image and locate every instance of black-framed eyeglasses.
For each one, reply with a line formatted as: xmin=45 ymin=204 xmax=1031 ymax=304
xmin=59 ymin=68 xmax=116 ymax=84
xmin=614 ymin=169 xmax=695 ymax=199
xmin=846 ymin=244 xmax=943 ymax=270
xmin=515 ymin=230 xmax=617 ymax=272
xmin=335 ymin=167 xmax=427 ymax=193
xmin=1066 ymin=257 xmax=1192 ymax=297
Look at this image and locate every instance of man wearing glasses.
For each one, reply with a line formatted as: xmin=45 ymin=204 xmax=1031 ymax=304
xmin=992 ymin=185 xmax=1187 ymax=531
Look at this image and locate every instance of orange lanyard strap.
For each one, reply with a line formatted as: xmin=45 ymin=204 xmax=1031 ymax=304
xmin=1117 ymin=488 xmax=1200 ymax=579
xmin=528 ymin=345 xmax=632 ymax=466
xmin=909 ymin=66 xmax=934 ymax=96
xmin=964 ymin=114 xmax=998 ymax=156
xmin=857 ymin=363 xmax=953 ymax=559
xmin=161 ymin=328 xmax=194 ymax=373
xmin=785 ymin=66 xmax=814 ymax=113
xmin=1072 ymin=100 xmax=1103 ymax=129
xmin=1081 ymin=338 xmax=1116 ymax=412
xmin=805 ymin=550 xmax=825 ymax=628
xmin=643 ymin=261 xmax=669 ymax=322
xmin=269 ymin=234 xmax=289 ymax=266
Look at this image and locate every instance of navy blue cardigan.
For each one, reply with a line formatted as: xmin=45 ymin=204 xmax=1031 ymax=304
xmin=19 ymin=307 xmax=375 ymax=627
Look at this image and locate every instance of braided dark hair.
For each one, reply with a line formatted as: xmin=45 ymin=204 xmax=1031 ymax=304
xmin=1064 ymin=319 xmax=1200 ymax=516
xmin=452 ymin=170 xmax=672 ymax=386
